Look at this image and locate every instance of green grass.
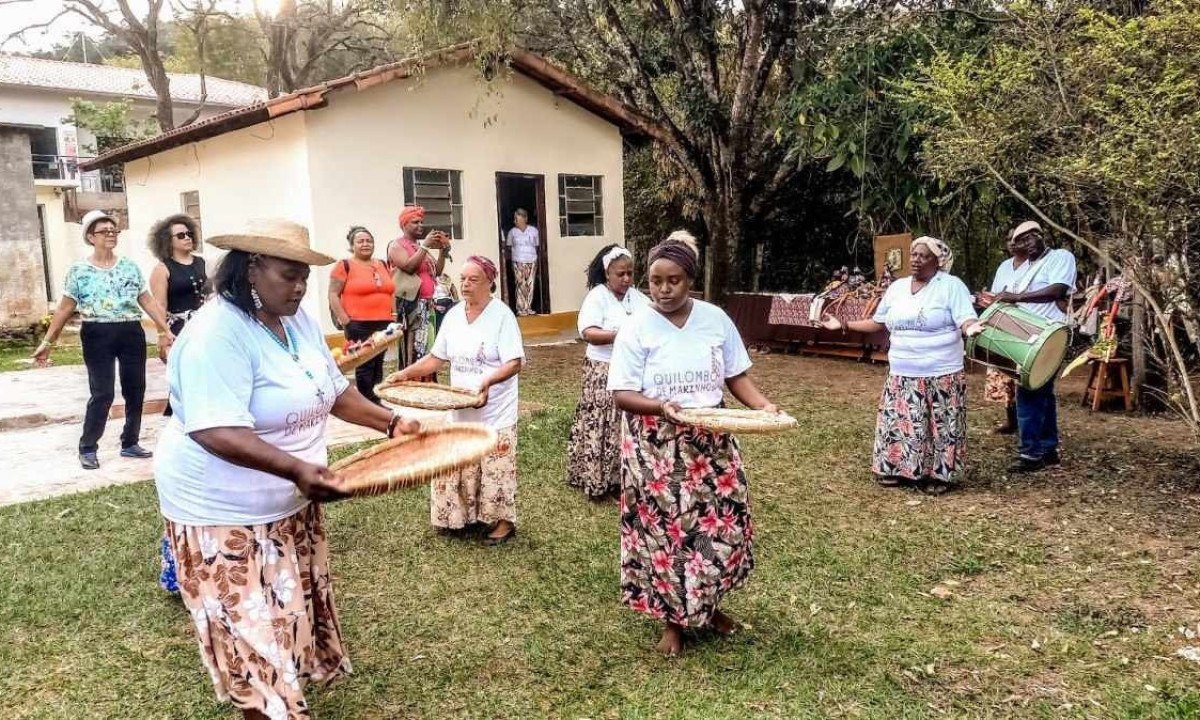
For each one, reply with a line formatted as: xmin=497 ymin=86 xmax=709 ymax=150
xmin=0 ymin=336 xmax=160 ymax=373
xmin=1 ymin=346 xmax=1198 ymax=718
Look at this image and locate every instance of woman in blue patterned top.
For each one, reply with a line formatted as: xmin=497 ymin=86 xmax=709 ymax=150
xmin=33 ymin=210 xmax=175 ymax=470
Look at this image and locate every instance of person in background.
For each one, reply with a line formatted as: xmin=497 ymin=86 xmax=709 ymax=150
xmin=822 ymin=237 xmax=983 ymax=495
xmin=33 ymin=210 xmax=175 ymax=470
xmin=566 ymin=244 xmax=650 ymax=499
xmin=975 ymin=230 xmax=1029 ymax=435
xmin=978 ymin=220 xmax=1077 ymax=473
xmin=329 ymin=226 xmax=395 ymax=403
xmin=505 ymin=208 xmax=539 ymax=316
xmin=147 ymin=212 xmax=209 ymax=595
xmin=388 ymin=206 xmax=449 ymax=373
xmin=387 ymin=255 xmax=524 ymax=545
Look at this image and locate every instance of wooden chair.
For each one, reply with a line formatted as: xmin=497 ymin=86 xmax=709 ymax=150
xmin=1082 ymin=357 xmax=1132 ymax=412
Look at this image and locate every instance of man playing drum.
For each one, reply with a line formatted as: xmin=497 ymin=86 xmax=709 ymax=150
xmin=977 ymin=221 xmax=1077 ymax=473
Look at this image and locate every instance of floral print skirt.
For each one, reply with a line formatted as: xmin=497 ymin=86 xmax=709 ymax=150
xmin=430 ymin=424 xmax=518 ymax=529
xmin=566 ymin=358 xmax=623 ymax=497
xmin=872 ymin=371 xmax=968 ymax=484
xmin=165 ymin=503 xmax=350 ymax=720
xmin=619 ymin=413 xmax=754 ymax=628
xmin=983 ymin=368 xmax=1017 ymax=404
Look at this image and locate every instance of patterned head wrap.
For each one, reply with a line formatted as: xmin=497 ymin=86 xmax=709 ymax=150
xmin=466 ymin=255 xmax=498 ymax=283
xmin=648 ymin=230 xmax=700 ymax=279
xmin=912 ymin=236 xmax=954 ymax=272
xmin=398 ymin=206 xmax=425 ymax=228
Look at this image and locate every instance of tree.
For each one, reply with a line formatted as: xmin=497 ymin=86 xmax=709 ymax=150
xmin=254 ymin=0 xmax=394 ymax=97
xmin=902 ymin=0 xmax=1200 ymax=425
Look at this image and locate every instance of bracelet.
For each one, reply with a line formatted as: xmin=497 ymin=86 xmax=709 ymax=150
xmin=387 ymin=413 xmax=402 ymax=438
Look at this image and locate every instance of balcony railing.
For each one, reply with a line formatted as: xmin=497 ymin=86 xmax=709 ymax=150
xmin=31 ymin=154 xmax=124 ymax=193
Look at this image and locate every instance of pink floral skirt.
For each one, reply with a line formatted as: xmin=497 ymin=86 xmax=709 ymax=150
xmin=872 ymin=371 xmax=968 ymax=484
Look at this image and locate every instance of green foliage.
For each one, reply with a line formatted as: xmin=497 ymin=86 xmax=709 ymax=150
xmin=62 ymin=99 xmax=157 ymax=155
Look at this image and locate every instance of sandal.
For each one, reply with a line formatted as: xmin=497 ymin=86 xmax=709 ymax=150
xmin=921 ymin=480 xmax=953 ymax=496
xmin=876 ymin=476 xmax=901 ymax=487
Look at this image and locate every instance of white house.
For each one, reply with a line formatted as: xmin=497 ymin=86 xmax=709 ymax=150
xmin=83 ymin=45 xmax=651 ymax=338
xmin=0 ymin=54 xmax=265 ymax=325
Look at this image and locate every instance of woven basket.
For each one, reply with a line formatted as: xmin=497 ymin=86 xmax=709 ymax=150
xmin=330 ymin=424 xmax=498 ymax=496
xmin=673 ymin=408 xmax=797 ymax=434
xmin=336 ymin=332 xmax=401 ymax=372
xmin=375 ymin=381 xmax=480 ymax=410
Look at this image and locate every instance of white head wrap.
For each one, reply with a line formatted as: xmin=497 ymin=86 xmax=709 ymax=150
xmin=602 ymin=246 xmax=632 ymax=270
xmin=912 ymin=236 xmax=955 ymax=272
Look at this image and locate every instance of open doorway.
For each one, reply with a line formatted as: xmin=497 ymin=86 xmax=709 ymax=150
xmin=495 ymin=172 xmax=550 ymax=315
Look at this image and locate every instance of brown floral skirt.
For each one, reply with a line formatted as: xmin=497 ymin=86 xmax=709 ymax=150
xmin=430 ymin=424 xmax=518 ymax=529
xmin=166 ymin=503 xmax=350 ymax=720
xmin=872 ymin=372 xmax=968 ymax=484
xmin=983 ymin=368 xmax=1017 ymax=404
xmin=566 ymin=358 xmax=623 ymax=497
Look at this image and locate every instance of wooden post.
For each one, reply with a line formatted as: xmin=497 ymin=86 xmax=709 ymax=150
xmin=1131 ymin=291 xmax=1146 ymax=409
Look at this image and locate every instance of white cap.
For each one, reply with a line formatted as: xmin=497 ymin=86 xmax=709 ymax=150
xmin=80 ymin=209 xmax=117 ymax=242
xmin=1009 ymin=220 xmax=1042 ymax=241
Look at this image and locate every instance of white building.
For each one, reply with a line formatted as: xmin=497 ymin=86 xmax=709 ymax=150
xmin=0 ymin=54 xmax=265 ymax=325
xmin=84 ymin=45 xmax=650 ymax=337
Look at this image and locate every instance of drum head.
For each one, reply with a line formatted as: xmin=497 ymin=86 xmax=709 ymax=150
xmin=1026 ymin=326 xmax=1069 ymax=390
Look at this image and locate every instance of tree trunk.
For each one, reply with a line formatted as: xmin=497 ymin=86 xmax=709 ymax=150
xmin=1131 ymin=290 xmax=1146 ymax=409
xmin=702 ymin=193 xmax=743 ymax=305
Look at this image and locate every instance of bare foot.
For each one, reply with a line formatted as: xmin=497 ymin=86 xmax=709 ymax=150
xmin=656 ymin=623 xmax=684 ymax=657
xmin=484 ymin=520 xmax=516 ymax=545
xmin=709 ymin=609 xmax=740 ymax=637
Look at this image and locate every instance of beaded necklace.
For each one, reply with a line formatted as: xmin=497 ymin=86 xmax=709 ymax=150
xmin=255 ymin=317 xmax=327 ymax=403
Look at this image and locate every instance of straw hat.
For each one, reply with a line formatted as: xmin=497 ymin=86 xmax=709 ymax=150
xmin=1009 ymin=220 xmax=1043 ymax=241
xmin=207 ymin=218 xmax=335 ymax=266
xmin=80 ymin=209 xmax=117 ymax=242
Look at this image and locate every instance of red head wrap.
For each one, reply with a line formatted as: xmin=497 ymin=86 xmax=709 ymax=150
xmin=466 ymin=255 xmax=498 ymax=283
xmin=398 ymin=206 xmax=425 ymax=228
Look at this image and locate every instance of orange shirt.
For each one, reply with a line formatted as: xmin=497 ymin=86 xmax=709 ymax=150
xmin=332 ymin=258 xmax=395 ymax=322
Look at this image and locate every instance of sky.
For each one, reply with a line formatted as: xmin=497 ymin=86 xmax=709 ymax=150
xmin=0 ymin=0 xmax=269 ymax=55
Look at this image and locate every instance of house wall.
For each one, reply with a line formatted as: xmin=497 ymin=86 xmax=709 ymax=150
xmin=35 ymin=185 xmax=78 ymax=301
xmin=303 ymin=64 xmax=626 ymax=331
xmin=120 ymin=113 xmax=316 ymax=313
xmin=0 ymin=127 xmax=47 ymax=327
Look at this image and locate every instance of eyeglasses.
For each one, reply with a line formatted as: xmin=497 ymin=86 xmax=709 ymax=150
xmin=172 ymin=231 xmax=195 ymax=240
xmin=91 ymin=229 xmax=120 ymax=238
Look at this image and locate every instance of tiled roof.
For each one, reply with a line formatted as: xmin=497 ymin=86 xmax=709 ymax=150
xmin=0 ymin=54 xmax=266 ymax=107
xmin=82 ymin=43 xmax=661 ymax=171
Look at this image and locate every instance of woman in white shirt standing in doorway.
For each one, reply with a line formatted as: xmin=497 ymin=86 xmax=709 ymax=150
xmin=505 ymin=208 xmax=539 ymax=316
xmin=566 ymin=244 xmax=651 ymax=499
xmin=387 ymin=255 xmax=525 ymax=545
xmin=823 ymin=237 xmax=983 ymax=495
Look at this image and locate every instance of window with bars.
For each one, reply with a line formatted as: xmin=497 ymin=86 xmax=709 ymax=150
xmin=402 ymin=167 xmax=464 ymax=238
xmin=180 ymin=190 xmax=202 ymax=249
xmin=558 ymin=174 xmax=603 ymax=236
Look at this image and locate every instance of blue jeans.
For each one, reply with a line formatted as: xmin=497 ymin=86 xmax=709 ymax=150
xmin=1016 ymin=377 xmax=1059 ymax=459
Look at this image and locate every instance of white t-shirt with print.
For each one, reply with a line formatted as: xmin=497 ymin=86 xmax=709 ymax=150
xmin=873 ymin=272 xmax=977 ymax=378
xmin=990 ymin=248 xmax=1076 ymax=323
xmin=432 ymin=299 xmax=525 ymax=428
xmin=154 ymin=298 xmax=349 ymax=526
xmin=608 ymin=300 xmax=752 ymax=409
xmin=577 ymin=285 xmax=651 ymax=363
xmin=506 ymin=226 xmax=540 ymax=264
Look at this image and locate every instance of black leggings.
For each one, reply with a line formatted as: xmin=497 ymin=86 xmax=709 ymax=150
xmin=345 ymin=320 xmax=390 ymax=404
xmin=79 ymin=321 xmax=147 ymax=453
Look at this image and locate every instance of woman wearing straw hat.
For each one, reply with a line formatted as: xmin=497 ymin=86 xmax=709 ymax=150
xmin=608 ymin=231 xmax=779 ymax=657
xmin=566 ymin=244 xmax=650 ymax=499
xmin=822 ymin=236 xmax=984 ymax=495
xmin=33 ymin=210 xmax=175 ymax=470
xmin=386 ymin=255 xmax=525 ymax=545
xmin=153 ymin=219 xmax=421 ymax=720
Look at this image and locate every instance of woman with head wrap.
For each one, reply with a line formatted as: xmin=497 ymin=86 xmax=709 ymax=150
xmin=566 ymin=244 xmax=651 ymax=499
xmin=822 ymin=236 xmax=984 ymax=495
xmin=388 ymin=206 xmax=450 ymax=374
xmin=607 ymin=231 xmax=780 ymax=656
xmin=386 ymin=255 xmax=525 ymax=545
